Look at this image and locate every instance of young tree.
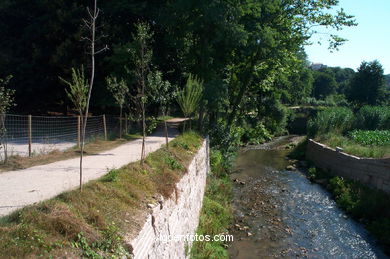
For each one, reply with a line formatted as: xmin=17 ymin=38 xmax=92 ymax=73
xmin=177 ymin=74 xmax=203 ymax=131
xmin=348 ymin=60 xmax=387 ymax=106
xmin=0 ymin=76 xmax=15 ymax=163
xmin=60 ymin=67 xmax=88 ymax=119
xmin=106 ymin=76 xmax=129 ymax=138
xmin=129 ymin=22 xmax=153 ymax=165
xmin=148 ymin=70 xmax=177 ymax=148
xmin=61 ymin=0 xmax=107 ymax=191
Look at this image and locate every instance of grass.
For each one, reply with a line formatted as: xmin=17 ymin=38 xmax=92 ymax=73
xmin=0 ymin=134 xmax=142 ymax=172
xmin=304 ymin=167 xmax=390 ymax=255
xmin=191 ymin=149 xmax=233 ymax=259
xmin=0 ymin=131 xmax=203 ymax=258
xmin=316 ymin=133 xmax=390 ymax=158
xmin=0 ymin=139 xmax=127 ymax=172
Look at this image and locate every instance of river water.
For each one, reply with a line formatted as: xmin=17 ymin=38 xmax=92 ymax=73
xmin=228 ymin=136 xmax=388 ymax=259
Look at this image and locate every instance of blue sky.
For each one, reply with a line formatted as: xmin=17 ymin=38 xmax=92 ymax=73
xmin=304 ymin=0 xmax=390 ymax=74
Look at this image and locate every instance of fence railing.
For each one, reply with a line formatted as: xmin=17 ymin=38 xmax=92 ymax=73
xmin=0 ymin=114 xmax=122 ymax=159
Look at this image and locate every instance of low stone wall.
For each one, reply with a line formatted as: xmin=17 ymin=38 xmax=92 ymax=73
xmin=306 ymin=139 xmax=390 ymax=193
xmin=127 ymin=138 xmax=209 ymax=259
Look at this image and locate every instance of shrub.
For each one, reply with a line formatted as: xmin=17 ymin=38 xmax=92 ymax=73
xmin=241 ymin=122 xmax=272 ymax=145
xmin=307 ymin=107 xmax=354 ymax=137
xmin=209 ymin=119 xmax=243 ymax=167
xmin=355 ymin=106 xmax=390 ymax=130
xmin=349 ymin=130 xmax=390 ymax=146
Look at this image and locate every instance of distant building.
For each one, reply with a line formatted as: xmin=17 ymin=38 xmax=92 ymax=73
xmin=310 ymin=63 xmax=327 ymax=70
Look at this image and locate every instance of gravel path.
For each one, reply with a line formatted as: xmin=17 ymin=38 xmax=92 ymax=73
xmin=0 ymin=119 xmax=184 ymax=217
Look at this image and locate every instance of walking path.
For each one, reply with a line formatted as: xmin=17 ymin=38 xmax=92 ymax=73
xmin=0 ymin=119 xmax=184 ymax=217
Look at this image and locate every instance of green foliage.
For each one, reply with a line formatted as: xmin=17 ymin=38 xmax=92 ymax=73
xmin=349 ymin=130 xmax=390 ymax=146
xmin=313 ymin=70 xmax=338 ymax=99
xmin=100 ymin=169 xmax=120 ymax=183
xmin=170 ymin=131 xmax=202 ymax=151
xmin=307 ymin=107 xmax=354 ymax=137
xmin=177 ymin=74 xmax=203 ymax=118
xmin=355 ymin=105 xmax=390 ymax=130
xmin=317 ymin=133 xmax=389 ymax=158
xmin=129 ymin=22 xmax=153 ymax=84
xmin=164 ymin=156 xmax=184 ymax=170
xmin=191 ymin=149 xmax=232 ymax=259
xmin=209 ymin=120 xmax=243 ymax=167
xmin=241 ymin=122 xmax=272 ymax=145
xmin=348 ymin=60 xmax=387 ymax=106
xmin=145 ymin=117 xmax=158 ymax=135
xmin=0 ymin=75 xmax=15 ymax=114
xmin=60 ymin=67 xmax=88 ymax=114
xmin=106 ymin=76 xmax=128 ymax=107
xmin=148 ymin=70 xmax=177 ymax=109
xmin=307 ymin=167 xmax=317 ymax=181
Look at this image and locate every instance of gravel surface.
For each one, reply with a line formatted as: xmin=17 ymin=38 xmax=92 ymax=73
xmin=0 ymin=119 xmax=183 ymax=217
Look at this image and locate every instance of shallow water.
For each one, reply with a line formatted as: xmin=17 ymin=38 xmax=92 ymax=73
xmin=228 ymin=136 xmax=388 ymax=259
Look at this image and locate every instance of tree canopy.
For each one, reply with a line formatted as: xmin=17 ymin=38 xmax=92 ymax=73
xmin=348 ymin=60 xmax=387 ymax=106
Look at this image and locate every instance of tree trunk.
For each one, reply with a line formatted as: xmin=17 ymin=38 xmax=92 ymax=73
xmin=140 ymin=41 xmax=146 ymax=165
xmin=163 ymin=109 xmax=169 ymax=150
xmin=80 ymin=0 xmax=98 ymax=191
xmin=119 ymin=105 xmax=123 ymax=139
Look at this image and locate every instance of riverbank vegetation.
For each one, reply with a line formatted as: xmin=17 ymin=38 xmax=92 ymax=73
xmin=0 ymin=132 xmax=202 ymax=257
xmin=305 ymin=167 xmax=390 ymax=255
xmin=308 ymin=106 xmax=390 ymax=158
xmin=191 ymin=150 xmax=233 ymax=258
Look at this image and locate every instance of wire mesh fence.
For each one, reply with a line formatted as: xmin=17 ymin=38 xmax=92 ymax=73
xmin=0 ymin=114 xmax=121 ymax=159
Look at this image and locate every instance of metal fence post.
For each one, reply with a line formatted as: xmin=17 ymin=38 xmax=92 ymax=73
xmin=77 ymin=116 xmax=81 ymax=147
xmin=125 ymin=114 xmax=128 ymax=135
xmin=28 ymin=115 xmax=32 ymax=157
xmin=103 ymin=114 xmax=107 ymax=141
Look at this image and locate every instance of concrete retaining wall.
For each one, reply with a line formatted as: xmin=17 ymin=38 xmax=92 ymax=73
xmin=306 ymin=139 xmax=390 ymax=193
xmin=127 ymin=138 xmax=209 ymax=259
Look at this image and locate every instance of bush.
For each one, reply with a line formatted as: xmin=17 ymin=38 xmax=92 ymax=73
xmin=263 ymin=99 xmax=289 ymax=136
xmin=209 ymin=119 xmax=243 ymax=167
xmin=349 ymin=130 xmax=390 ymax=146
xmin=241 ymin=122 xmax=272 ymax=145
xmin=307 ymin=107 xmax=354 ymax=137
xmin=355 ymin=106 xmax=390 ymax=130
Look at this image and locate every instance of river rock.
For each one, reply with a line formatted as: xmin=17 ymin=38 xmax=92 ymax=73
xmin=286 ymin=165 xmax=296 ymax=171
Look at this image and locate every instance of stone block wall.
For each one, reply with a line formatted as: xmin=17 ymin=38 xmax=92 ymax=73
xmin=306 ymin=139 xmax=390 ymax=193
xmin=127 ymin=138 xmax=209 ymax=259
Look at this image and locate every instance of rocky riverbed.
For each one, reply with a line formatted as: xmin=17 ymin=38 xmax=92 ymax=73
xmin=228 ymin=136 xmax=387 ymax=258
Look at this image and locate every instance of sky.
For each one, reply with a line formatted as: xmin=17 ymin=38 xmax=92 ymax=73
xmin=304 ymin=0 xmax=390 ymax=74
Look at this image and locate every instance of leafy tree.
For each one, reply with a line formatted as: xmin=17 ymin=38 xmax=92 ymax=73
xmin=148 ymin=70 xmax=177 ymax=148
xmin=129 ymin=22 xmax=153 ymax=165
xmin=348 ymin=60 xmax=387 ymax=106
xmin=177 ymin=74 xmax=203 ymax=130
xmin=312 ymin=70 xmax=338 ymax=99
xmin=106 ymin=76 xmax=129 ymax=138
xmin=0 ymin=75 xmax=15 ymax=163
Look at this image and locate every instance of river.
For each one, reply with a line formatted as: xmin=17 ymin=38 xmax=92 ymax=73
xmin=228 ymin=136 xmax=388 ymax=259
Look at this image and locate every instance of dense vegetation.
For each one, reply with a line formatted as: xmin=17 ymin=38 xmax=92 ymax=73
xmin=191 ymin=150 xmax=233 ymax=258
xmin=308 ymin=106 xmax=390 ymax=158
xmin=0 ymin=0 xmax=357 ymax=130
